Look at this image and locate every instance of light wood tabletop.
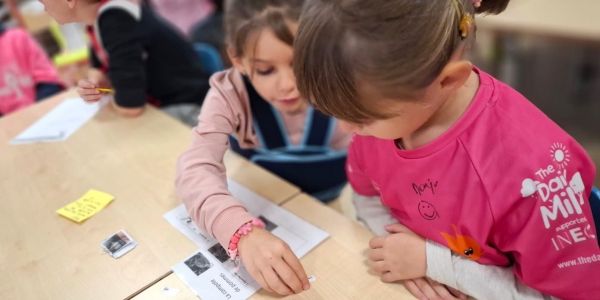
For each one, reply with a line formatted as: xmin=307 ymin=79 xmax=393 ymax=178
xmin=476 ymin=0 xmax=600 ymax=42
xmin=133 ymin=193 xmax=414 ymax=300
xmin=0 ymin=90 xmax=300 ymax=300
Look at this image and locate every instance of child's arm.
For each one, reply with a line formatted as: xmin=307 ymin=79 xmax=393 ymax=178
xmin=96 ymin=9 xmax=147 ymax=115
xmin=176 ymin=85 xmax=258 ymax=250
xmin=352 ymin=191 xmax=550 ymax=299
xmin=426 ymin=241 xmax=552 ymax=300
xmin=175 ymin=81 xmax=308 ymax=295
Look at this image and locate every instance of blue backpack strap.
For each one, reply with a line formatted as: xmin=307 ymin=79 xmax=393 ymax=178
xmin=303 ymin=107 xmax=335 ymax=147
xmin=228 ymin=136 xmax=257 ymax=160
xmin=252 ymin=151 xmax=347 ymax=202
xmin=590 ymin=187 xmax=600 ymax=247
xmin=242 ymin=76 xmax=287 ymax=150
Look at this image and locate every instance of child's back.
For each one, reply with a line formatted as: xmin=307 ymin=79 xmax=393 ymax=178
xmin=0 ymin=26 xmax=62 ymax=115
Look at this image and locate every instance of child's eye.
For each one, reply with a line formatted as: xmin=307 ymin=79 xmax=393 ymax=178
xmin=256 ymin=67 xmax=274 ymax=76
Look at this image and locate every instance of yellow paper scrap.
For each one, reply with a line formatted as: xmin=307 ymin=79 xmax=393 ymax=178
xmin=57 ymin=189 xmax=114 ymax=223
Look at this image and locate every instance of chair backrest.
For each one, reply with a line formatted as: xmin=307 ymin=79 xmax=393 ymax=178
xmin=193 ymin=42 xmax=224 ymax=75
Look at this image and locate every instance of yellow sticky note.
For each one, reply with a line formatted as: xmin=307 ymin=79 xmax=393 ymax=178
xmin=57 ymin=189 xmax=114 ymax=223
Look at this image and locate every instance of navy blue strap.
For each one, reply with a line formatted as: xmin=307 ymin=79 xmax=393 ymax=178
xmin=305 ymin=108 xmax=333 ymax=147
xmin=242 ymin=76 xmax=287 ymax=150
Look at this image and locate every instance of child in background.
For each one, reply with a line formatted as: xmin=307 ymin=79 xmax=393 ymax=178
xmin=40 ymin=0 xmax=210 ymax=125
xmin=1 ymin=0 xmax=26 ymax=28
xmin=176 ymin=0 xmax=349 ymax=295
xmin=0 ymin=22 xmax=63 ymax=116
xmin=294 ymin=0 xmax=599 ymax=299
xmin=146 ymin=0 xmax=214 ymax=36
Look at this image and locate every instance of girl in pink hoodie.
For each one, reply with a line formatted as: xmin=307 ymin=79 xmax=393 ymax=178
xmin=175 ymin=0 xmax=350 ymax=296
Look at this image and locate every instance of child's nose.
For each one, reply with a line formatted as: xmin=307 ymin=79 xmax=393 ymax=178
xmin=279 ymin=70 xmax=296 ymax=94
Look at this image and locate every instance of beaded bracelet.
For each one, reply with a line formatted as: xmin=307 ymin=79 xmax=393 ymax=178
xmin=227 ymin=218 xmax=266 ymax=259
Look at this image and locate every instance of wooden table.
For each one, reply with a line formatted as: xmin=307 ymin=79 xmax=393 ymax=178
xmin=134 ymin=193 xmax=414 ymax=299
xmin=0 ymin=90 xmax=300 ymax=300
xmin=476 ymin=0 xmax=600 ymax=43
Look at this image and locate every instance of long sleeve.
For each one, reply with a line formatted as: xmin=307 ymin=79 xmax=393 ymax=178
xmin=175 ymin=86 xmax=254 ymax=248
xmin=352 ymin=192 xmax=551 ymax=300
xmin=89 ymin=47 xmax=103 ymax=70
xmin=426 ymin=241 xmax=553 ymax=300
xmin=97 ymin=10 xmax=147 ymax=108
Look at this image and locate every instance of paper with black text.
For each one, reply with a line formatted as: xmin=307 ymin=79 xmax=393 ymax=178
xmin=165 ymin=179 xmax=329 ymax=300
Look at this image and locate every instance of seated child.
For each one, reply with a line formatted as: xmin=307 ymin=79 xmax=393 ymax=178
xmin=0 ymin=23 xmax=63 ymax=116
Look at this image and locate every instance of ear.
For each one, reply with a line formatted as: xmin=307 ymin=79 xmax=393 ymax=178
xmin=227 ymin=46 xmax=247 ymax=76
xmin=438 ymin=61 xmax=472 ymax=93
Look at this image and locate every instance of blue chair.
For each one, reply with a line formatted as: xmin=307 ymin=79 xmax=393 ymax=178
xmin=590 ymin=187 xmax=600 ymax=246
xmin=193 ymin=42 xmax=225 ymax=75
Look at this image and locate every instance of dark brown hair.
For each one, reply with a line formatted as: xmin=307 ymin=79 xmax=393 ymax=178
xmin=224 ymin=0 xmax=304 ymax=58
xmin=294 ymin=0 xmax=510 ymax=123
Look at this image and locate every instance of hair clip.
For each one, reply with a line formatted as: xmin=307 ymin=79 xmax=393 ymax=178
xmin=459 ymin=13 xmax=474 ymax=39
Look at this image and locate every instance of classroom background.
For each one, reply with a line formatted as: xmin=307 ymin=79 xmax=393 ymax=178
xmin=3 ymin=0 xmax=600 ymax=230
xmin=1 ymin=0 xmax=599 ymax=299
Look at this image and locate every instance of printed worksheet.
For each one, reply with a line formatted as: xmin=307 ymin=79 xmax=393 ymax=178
xmin=165 ymin=179 xmax=329 ymax=300
xmin=11 ymin=97 xmax=105 ymax=144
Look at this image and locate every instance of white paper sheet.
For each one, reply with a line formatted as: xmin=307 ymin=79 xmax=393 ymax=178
xmin=10 ymin=98 xmax=104 ymax=144
xmin=165 ymin=179 xmax=329 ymax=300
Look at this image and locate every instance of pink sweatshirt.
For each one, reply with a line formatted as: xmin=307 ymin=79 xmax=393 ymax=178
xmin=0 ymin=28 xmax=62 ymax=115
xmin=149 ymin=0 xmax=214 ymax=36
xmin=347 ymin=69 xmax=599 ymax=299
xmin=176 ymin=69 xmax=350 ymax=248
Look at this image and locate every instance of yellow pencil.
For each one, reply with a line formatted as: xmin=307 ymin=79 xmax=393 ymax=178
xmin=97 ymin=88 xmax=114 ymax=94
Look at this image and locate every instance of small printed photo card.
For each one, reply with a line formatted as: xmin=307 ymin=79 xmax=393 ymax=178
xmin=101 ymin=230 xmax=137 ymax=259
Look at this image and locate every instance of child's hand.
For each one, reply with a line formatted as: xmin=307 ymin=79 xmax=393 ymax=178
xmin=367 ymin=223 xmax=427 ymax=282
xmin=238 ymin=228 xmax=310 ymax=296
xmin=77 ymin=69 xmax=108 ymax=103
xmin=76 ymin=79 xmax=103 ymax=103
xmin=403 ymin=278 xmax=468 ymax=300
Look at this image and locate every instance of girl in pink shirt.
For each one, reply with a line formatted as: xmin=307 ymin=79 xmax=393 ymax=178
xmin=0 ymin=24 xmax=63 ymax=116
xmin=176 ymin=0 xmax=349 ymax=296
xmin=294 ymin=0 xmax=599 ymax=299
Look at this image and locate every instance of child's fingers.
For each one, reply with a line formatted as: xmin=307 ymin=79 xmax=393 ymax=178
xmin=428 ymin=278 xmax=468 ymax=300
xmin=447 ymin=287 xmax=468 ymax=300
xmin=282 ymin=248 xmax=310 ymax=290
xmin=261 ymin=266 xmax=293 ymax=295
xmin=77 ymin=79 xmax=97 ymax=89
xmin=367 ymin=248 xmax=385 ymax=261
xmin=369 ymin=236 xmax=385 ymax=249
xmin=82 ymin=96 xmax=102 ymax=103
xmin=403 ymin=280 xmax=427 ymax=300
xmin=77 ymin=92 xmax=102 ymax=103
xmin=414 ymin=278 xmax=444 ymax=300
xmin=247 ymin=263 xmax=273 ymax=294
xmin=272 ymin=258 xmax=303 ymax=293
xmin=367 ymin=260 xmax=387 ymax=275
xmin=385 ymin=223 xmax=411 ymax=234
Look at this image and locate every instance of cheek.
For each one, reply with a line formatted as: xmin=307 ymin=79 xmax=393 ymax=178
xmin=249 ymin=78 xmax=275 ymax=102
